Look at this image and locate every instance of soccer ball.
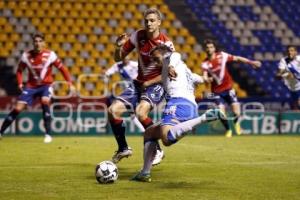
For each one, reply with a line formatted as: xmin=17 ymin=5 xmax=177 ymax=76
xmin=95 ymin=160 xmax=118 ymax=184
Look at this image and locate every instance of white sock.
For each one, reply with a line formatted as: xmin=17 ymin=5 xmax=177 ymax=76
xmin=168 ymin=109 xmax=220 ymax=143
xmin=141 ymin=140 xmax=157 ymax=174
xmin=131 ymin=114 xmax=145 ymax=132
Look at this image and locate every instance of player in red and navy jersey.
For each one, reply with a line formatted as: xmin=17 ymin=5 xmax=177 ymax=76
xmin=0 ymin=34 xmax=75 ymax=143
xmin=108 ymin=8 xmax=175 ymax=164
xmin=201 ymin=39 xmax=261 ymax=137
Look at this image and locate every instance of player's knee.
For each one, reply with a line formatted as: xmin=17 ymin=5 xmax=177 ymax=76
xmin=108 ymin=105 xmax=115 ymax=119
xmin=108 ymin=103 xmax=123 ymax=119
xmin=41 ymin=99 xmax=50 ymax=105
xmin=233 ymin=110 xmax=241 ymax=117
xmin=136 ymin=112 xmax=147 ymax=122
xmin=161 ymin=138 xmax=172 ymax=147
xmin=15 ymin=103 xmax=26 ymax=112
xmin=161 ymin=133 xmax=173 ymax=146
xmin=136 ymin=107 xmax=149 ymax=121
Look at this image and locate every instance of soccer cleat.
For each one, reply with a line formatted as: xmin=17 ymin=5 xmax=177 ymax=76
xmin=235 ymin=123 xmax=242 ymax=135
xmin=225 ymin=130 xmax=232 ymax=138
xmin=152 ymin=149 xmax=165 ymax=166
xmin=131 ymin=172 xmax=151 ymax=182
xmin=44 ymin=134 xmax=52 ymax=143
xmin=112 ymin=147 xmax=133 ymax=164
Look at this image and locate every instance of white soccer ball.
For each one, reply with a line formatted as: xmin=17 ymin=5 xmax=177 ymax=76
xmin=95 ymin=160 xmax=118 ymax=184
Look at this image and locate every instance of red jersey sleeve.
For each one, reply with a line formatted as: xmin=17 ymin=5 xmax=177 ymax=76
xmin=122 ymin=37 xmax=135 ymax=55
xmin=53 ymin=58 xmax=72 ymax=84
xmin=226 ymin=53 xmax=234 ymax=62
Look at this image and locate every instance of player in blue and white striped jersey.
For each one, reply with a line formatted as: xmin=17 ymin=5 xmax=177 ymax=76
xmin=131 ymin=44 xmax=225 ymax=182
xmin=104 ymin=57 xmax=138 ymax=81
xmin=277 ymin=45 xmax=300 ymax=109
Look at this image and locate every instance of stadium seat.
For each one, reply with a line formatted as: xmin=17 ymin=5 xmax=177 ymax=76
xmin=0 ymin=0 xmax=250 ymax=97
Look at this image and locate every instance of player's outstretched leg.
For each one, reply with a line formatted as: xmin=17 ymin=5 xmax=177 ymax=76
xmin=139 ymin=115 xmax=165 ymax=166
xmin=131 ymin=140 xmax=155 ymax=182
xmin=166 ymin=109 xmax=225 ymax=145
xmin=0 ymin=109 xmax=21 ymax=138
xmin=131 ymin=140 xmax=157 ymax=182
xmin=231 ymin=103 xmax=241 ymax=136
xmin=131 ymin=125 xmax=161 ymax=182
xmin=233 ymin=113 xmax=241 ymax=136
xmin=42 ymin=104 xmax=52 ymax=143
xmin=110 ymin=118 xmax=132 ymax=163
xmin=108 ymin=100 xmax=132 ymax=163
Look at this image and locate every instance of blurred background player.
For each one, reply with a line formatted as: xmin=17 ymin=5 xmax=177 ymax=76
xmin=201 ymin=39 xmax=261 ymax=138
xmin=276 ymin=45 xmax=300 ymax=110
xmin=104 ymin=57 xmax=138 ymax=83
xmin=131 ymin=45 xmax=224 ymax=182
xmin=0 ymin=34 xmax=75 ymax=142
xmin=102 ymin=57 xmax=145 ymax=132
xmin=108 ymin=7 xmax=175 ymax=164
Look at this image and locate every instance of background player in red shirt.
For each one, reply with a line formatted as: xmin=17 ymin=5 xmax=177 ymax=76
xmin=201 ymin=39 xmax=261 ymax=137
xmin=108 ymin=8 xmax=175 ymax=164
xmin=0 ymin=34 xmax=75 ymax=143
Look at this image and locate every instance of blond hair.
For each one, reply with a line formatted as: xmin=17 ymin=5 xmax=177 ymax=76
xmin=143 ymin=7 xmax=162 ymax=20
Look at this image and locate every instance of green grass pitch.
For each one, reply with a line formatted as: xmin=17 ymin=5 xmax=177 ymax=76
xmin=0 ymin=135 xmax=300 ymax=200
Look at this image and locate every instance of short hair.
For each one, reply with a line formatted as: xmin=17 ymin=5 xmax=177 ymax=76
xmin=32 ymin=33 xmax=45 ymax=41
xmin=287 ymin=45 xmax=297 ymax=51
xmin=149 ymin=44 xmax=172 ymax=56
xmin=143 ymin=7 xmax=162 ymax=20
xmin=203 ymin=39 xmax=217 ymax=47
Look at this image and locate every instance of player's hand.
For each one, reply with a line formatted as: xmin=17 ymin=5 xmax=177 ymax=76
xmin=69 ymin=84 xmax=77 ymax=97
xmin=251 ymin=60 xmax=262 ymax=69
xmin=168 ymin=66 xmax=177 ymax=81
xmin=203 ymin=76 xmax=213 ymax=83
xmin=275 ymin=73 xmax=282 ymax=80
xmin=115 ymin=33 xmax=128 ymax=48
xmin=285 ymin=72 xmax=295 ymax=79
xmin=18 ymin=84 xmax=24 ymax=92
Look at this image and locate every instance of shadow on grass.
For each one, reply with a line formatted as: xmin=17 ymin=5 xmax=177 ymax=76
xmin=155 ymin=180 xmax=219 ymax=189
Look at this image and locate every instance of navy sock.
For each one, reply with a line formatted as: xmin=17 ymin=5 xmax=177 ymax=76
xmin=233 ymin=113 xmax=239 ymax=124
xmin=0 ymin=109 xmax=20 ymax=134
xmin=220 ymin=116 xmax=230 ymax=130
xmin=110 ymin=119 xmax=127 ymax=151
xmin=42 ymin=104 xmax=51 ymax=135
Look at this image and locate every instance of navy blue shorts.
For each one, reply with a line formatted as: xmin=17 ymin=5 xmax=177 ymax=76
xmin=161 ymin=97 xmax=198 ymax=126
xmin=18 ymin=85 xmax=52 ymax=105
xmin=116 ymin=81 xmax=164 ymax=109
xmin=211 ymin=89 xmax=239 ymax=106
xmin=290 ymin=90 xmax=300 ymax=102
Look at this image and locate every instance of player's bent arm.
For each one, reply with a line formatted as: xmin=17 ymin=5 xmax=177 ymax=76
xmin=105 ymin=63 xmax=118 ymax=77
xmin=233 ymin=56 xmax=262 ymax=69
xmin=114 ymin=34 xmax=129 ymax=62
xmin=16 ymin=63 xmax=26 ymax=90
xmin=57 ymin=65 xmax=72 ymax=84
xmin=57 ymin=66 xmax=76 ymax=94
xmin=168 ymin=66 xmax=177 ymax=80
xmin=276 ymin=68 xmax=294 ymax=79
xmin=192 ymin=73 xmax=205 ymax=84
xmin=114 ymin=47 xmax=124 ymax=62
xmin=202 ymin=71 xmax=213 ymax=83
